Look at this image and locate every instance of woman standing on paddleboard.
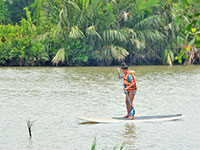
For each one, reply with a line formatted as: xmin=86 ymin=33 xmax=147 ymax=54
xmin=117 ymin=63 xmax=137 ymax=119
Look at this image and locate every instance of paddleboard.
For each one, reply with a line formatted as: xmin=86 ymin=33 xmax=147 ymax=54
xmin=79 ymin=114 xmax=184 ymax=123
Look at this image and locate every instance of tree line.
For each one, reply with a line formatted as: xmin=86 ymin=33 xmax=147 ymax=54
xmin=0 ymin=0 xmax=200 ymax=66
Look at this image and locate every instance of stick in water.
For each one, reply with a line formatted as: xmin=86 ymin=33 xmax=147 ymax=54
xmin=26 ymin=120 xmax=33 ymax=139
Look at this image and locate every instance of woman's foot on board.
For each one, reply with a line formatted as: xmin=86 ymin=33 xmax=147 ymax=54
xmin=123 ymin=114 xmax=129 ymax=118
xmin=128 ymin=116 xmax=135 ymax=119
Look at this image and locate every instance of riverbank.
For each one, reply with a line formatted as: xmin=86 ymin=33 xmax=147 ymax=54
xmin=0 ymin=62 xmax=200 ymax=67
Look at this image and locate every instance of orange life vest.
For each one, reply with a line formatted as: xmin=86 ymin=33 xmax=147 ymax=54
xmin=123 ymin=70 xmax=137 ymax=92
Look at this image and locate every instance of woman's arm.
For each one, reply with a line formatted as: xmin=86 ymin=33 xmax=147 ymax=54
xmin=124 ymin=79 xmax=135 ymax=91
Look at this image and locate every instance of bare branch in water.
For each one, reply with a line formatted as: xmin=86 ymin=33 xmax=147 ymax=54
xmin=26 ymin=120 xmax=34 ymax=139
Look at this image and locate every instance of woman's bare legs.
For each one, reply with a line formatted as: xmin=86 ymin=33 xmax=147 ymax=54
xmin=127 ymin=93 xmax=135 ymax=119
xmin=123 ymin=97 xmax=129 ymax=118
xmin=123 ymin=92 xmax=135 ymax=119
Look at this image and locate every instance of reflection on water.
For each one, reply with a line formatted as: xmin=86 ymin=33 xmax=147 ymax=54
xmin=26 ymin=140 xmax=33 ymax=150
xmin=0 ymin=66 xmax=200 ymax=150
xmin=121 ymin=124 xmax=137 ymax=149
xmin=79 ymin=122 xmax=99 ymax=125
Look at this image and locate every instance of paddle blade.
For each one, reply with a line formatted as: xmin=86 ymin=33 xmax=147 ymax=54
xmin=129 ymin=108 xmax=135 ymax=116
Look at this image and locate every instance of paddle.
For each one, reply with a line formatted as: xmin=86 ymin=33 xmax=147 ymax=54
xmin=117 ymin=67 xmax=135 ymax=117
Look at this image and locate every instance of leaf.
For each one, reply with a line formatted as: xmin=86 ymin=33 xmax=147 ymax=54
xmin=91 ymin=137 xmax=96 ymax=150
xmin=195 ymin=34 xmax=200 ymax=41
xmin=179 ymin=49 xmax=184 ymax=56
xmin=103 ymin=30 xmax=126 ymax=42
xmin=167 ymin=53 xmax=172 ymax=66
xmin=69 ymin=26 xmax=85 ymax=39
xmin=96 ymin=45 xmax=129 ymax=65
xmin=189 ymin=38 xmax=195 ymax=45
xmin=175 ymin=56 xmax=178 ymax=60
xmin=168 ymin=49 xmax=174 ymax=61
xmin=194 ymin=13 xmax=200 ymax=17
xmin=120 ymin=143 xmax=126 ymax=150
xmin=185 ymin=24 xmax=192 ymax=32
xmin=191 ymin=28 xmax=197 ymax=33
xmin=192 ymin=20 xmax=197 ymax=25
xmin=82 ymin=56 xmax=88 ymax=62
xmin=175 ymin=16 xmax=181 ymax=25
xmin=86 ymin=26 xmax=102 ymax=40
xmin=107 ymin=2 xmax=112 ymax=12
xmin=178 ymin=58 xmax=183 ymax=64
xmin=181 ymin=0 xmax=189 ymax=6
xmin=183 ymin=54 xmax=188 ymax=60
xmin=186 ymin=44 xmax=191 ymax=51
xmin=173 ymin=3 xmax=177 ymax=8
xmin=134 ymin=15 xmax=163 ymax=30
xmin=195 ymin=41 xmax=200 ymax=48
xmin=177 ymin=36 xmax=185 ymax=45
xmin=52 ymin=48 xmax=66 ymax=65
xmin=161 ymin=49 xmax=168 ymax=64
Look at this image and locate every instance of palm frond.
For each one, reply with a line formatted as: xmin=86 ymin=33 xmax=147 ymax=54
xmin=120 ymin=28 xmax=137 ymax=38
xmin=103 ymin=30 xmax=127 ymax=42
xmin=168 ymin=49 xmax=174 ymax=61
xmin=86 ymin=26 xmax=102 ymax=40
xmin=134 ymin=0 xmax=160 ymax=16
xmin=57 ymin=1 xmax=81 ymax=31
xmin=77 ymin=12 xmax=87 ymax=28
xmin=64 ymin=0 xmax=81 ymax=12
xmin=52 ymin=48 xmax=65 ymax=65
xmin=130 ymin=38 xmax=145 ymax=50
xmin=57 ymin=8 xmax=69 ymax=30
xmin=145 ymin=0 xmax=160 ymax=7
xmin=119 ymin=28 xmax=145 ymax=48
xmin=137 ymin=30 xmax=164 ymax=42
xmin=34 ymin=32 xmax=48 ymax=41
xmin=97 ymin=45 xmax=129 ymax=65
xmin=134 ymin=15 xmax=164 ymax=30
xmin=69 ymin=26 xmax=85 ymax=39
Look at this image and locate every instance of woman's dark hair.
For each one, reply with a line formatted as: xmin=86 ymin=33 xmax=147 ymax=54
xmin=121 ymin=62 xmax=128 ymax=70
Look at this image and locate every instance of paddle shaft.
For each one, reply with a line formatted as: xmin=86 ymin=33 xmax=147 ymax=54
xmin=117 ymin=68 xmax=134 ymax=116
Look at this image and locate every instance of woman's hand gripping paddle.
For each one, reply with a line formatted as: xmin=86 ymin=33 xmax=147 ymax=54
xmin=116 ymin=67 xmax=135 ymax=117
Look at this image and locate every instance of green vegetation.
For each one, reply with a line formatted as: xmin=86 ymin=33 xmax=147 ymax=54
xmin=91 ymin=138 xmax=126 ymax=150
xmin=173 ymin=0 xmax=200 ymax=65
xmin=0 ymin=0 xmax=200 ymax=66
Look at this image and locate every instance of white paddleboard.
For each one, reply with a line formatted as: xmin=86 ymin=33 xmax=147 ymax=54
xmin=79 ymin=114 xmax=184 ymax=123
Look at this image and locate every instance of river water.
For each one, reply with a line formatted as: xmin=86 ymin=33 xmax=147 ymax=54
xmin=0 ymin=66 xmax=199 ymax=150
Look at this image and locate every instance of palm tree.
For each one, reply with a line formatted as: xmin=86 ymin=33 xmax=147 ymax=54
xmin=53 ymin=0 xmax=129 ymax=65
xmin=52 ymin=0 xmax=162 ymax=65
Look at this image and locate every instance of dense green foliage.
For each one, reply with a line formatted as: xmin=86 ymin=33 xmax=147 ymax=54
xmin=0 ymin=0 xmax=11 ymax=24
xmin=173 ymin=0 xmax=200 ymax=64
xmin=0 ymin=0 xmax=199 ymax=66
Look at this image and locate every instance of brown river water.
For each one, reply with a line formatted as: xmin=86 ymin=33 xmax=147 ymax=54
xmin=0 ymin=66 xmax=200 ymax=150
